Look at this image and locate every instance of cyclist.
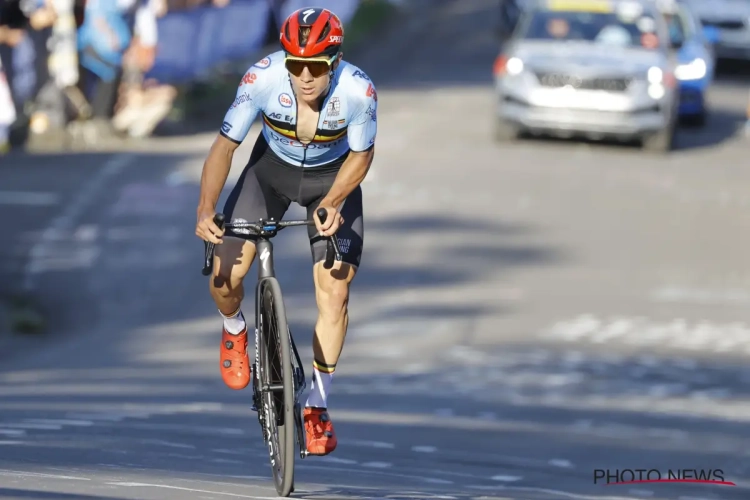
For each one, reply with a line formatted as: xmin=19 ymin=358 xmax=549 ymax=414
xmin=194 ymin=7 xmax=377 ymax=457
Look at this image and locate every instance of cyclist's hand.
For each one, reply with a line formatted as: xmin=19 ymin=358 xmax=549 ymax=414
xmin=315 ymin=204 xmax=344 ymax=237
xmin=196 ymin=209 xmax=224 ymax=244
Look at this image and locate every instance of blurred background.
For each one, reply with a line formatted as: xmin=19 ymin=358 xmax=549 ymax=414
xmin=2 ymin=0 xmax=750 ymax=498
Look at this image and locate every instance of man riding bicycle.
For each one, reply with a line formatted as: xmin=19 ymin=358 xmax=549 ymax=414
xmin=194 ymin=7 xmax=377 ymax=456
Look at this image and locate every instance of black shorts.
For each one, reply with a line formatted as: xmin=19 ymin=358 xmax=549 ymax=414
xmin=223 ymin=133 xmax=364 ymax=268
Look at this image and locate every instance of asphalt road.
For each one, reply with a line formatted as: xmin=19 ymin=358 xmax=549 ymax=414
xmin=2 ymin=0 xmax=750 ymax=498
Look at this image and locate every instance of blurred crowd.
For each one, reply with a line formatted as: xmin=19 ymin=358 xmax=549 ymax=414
xmin=0 ymin=0 xmax=249 ymax=153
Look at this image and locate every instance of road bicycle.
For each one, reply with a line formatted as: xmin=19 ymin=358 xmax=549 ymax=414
xmin=202 ymin=208 xmax=341 ymax=497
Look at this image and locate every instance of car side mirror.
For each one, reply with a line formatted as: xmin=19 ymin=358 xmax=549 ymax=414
xmin=702 ymin=25 xmax=719 ymax=44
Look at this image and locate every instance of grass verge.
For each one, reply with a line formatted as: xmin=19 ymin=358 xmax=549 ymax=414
xmin=1 ymin=293 xmax=46 ymax=336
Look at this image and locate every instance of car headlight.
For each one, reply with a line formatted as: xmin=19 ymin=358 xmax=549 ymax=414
xmin=674 ymin=58 xmax=707 ymax=80
xmin=647 ymin=66 xmax=663 ymax=84
xmin=506 ymin=57 xmax=524 ymax=75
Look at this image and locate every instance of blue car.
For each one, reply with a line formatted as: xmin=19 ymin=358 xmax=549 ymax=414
xmin=663 ymin=1 xmax=719 ymax=125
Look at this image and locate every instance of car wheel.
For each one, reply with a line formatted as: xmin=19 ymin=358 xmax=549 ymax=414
xmin=494 ymin=119 xmax=519 ymax=142
xmin=642 ymin=122 xmax=676 ymax=153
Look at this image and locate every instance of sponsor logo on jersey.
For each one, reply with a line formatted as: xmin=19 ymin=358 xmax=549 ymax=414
xmin=326 ymin=97 xmax=340 ymax=116
xmin=366 ymin=105 xmax=376 ymax=121
xmin=366 ymin=83 xmax=377 ymax=101
xmin=268 ymin=112 xmax=292 ymax=121
xmin=352 ymin=70 xmax=370 ymax=80
xmin=239 ymin=72 xmax=257 ymax=86
xmin=279 ymin=93 xmax=293 ymax=107
xmin=221 ymin=121 xmax=232 ymax=134
xmin=253 ymin=57 xmax=271 ymax=69
xmin=269 ymin=131 xmax=345 ymax=149
xmin=230 ymin=92 xmax=251 ymax=109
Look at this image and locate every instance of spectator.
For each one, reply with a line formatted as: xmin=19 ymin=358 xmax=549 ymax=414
xmin=75 ymin=0 xmax=132 ymax=136
xmin=0 ymin=0 xmax=30 ymax=129
xmin=0 ymin=53 xmax=15 ymax=153
xmin=112 ymin=0 xmax=176 ymax=137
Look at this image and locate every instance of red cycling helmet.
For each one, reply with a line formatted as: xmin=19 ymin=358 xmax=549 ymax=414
xmin=280 ymin=7 xmax=344 ymax=60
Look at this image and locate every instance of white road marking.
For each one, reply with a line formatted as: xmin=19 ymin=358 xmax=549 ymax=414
xmin=422 ymin=477 xmax=454 ymax=484
xmin=651 ymin=286 xmax=750 ymax=305
xmin=23 ymin=154 xmax=134 ymax=290
xmin=139 ymin=439 xmax=196 ymax=449
xmin=549 ymin=459 xmax=574 ymax=468
xmin=24 ymin=418 xmax=94 ymax=427
xmin=107 ymin=482 xmax=277 ymax=499
xmin=0 ymin=470 xmax=90 ymax=481
xmin=0 ymin=441 xmax=24 ymax=445
xmin=0 ymin=429 xmax=25 ymax=436
xmin=543 ymin=314 xmax=750 ymax=353
xmin=349 ymin=439 xmax=395 ymax=449
xmin=319 ymin=456 xmax=358 ymax=465
xmin=1 ymin=423 xmax=62 ymax=430
xmin=412 ymin=445 xmax=437 ymax=453
xmin=492 ymin=475 xmax=523 ymax=482
xmin=0 ymin=191 xmax=60 ymax=206
xmin=362 ymin=461 xmax=393 ymax=468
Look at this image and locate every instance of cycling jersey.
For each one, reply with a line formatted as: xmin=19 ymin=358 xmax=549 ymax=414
xmin=220 ymin=50 xmax=378 ymax=168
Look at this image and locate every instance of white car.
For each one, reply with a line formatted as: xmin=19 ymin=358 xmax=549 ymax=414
xmin=493 ymin=0 xmax=680 ymax=151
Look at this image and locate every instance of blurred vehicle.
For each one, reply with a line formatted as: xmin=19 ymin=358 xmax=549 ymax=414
xmin=497 ymin=0 xmax=523 ymax=40
xmin=656 ymin=0 xmax=718 ymax=126
xmin=684 ymin=0 xmax=750 ymax=62
xmin=493 ymin=0 xmax=680 ymax=152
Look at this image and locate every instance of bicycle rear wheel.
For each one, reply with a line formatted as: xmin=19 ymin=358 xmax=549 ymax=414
xmin=257 ymin=277 xmax=296 ymax=496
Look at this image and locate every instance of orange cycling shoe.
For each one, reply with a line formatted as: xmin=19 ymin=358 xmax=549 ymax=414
xmin=220 ymin=328 xmax=251 ymax=390
xmin=304 ymin=407 xmax=337 ymax=455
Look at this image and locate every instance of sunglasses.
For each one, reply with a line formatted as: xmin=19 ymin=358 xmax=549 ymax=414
xmin=285 ymin=58 xmax=332 ymax=78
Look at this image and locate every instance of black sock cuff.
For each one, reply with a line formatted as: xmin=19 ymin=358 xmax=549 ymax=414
xmin=313 ymin=359 xmax=336 ymax=374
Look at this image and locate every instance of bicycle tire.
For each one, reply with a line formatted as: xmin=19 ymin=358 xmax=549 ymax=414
xmin=257 ymin=277 xmax=296 ymax=497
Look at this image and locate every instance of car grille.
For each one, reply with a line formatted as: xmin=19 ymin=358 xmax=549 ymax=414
xmin=702 ymin=19 xmax=745 ymax=30
xmin=535 ymin=72 xmax=632 ymax=92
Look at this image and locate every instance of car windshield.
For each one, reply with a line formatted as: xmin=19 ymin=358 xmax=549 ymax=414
xmin=521 ymin=9 xmax=663 ymax=49
xmin=665 ymin=11 xmax=692 ymax=45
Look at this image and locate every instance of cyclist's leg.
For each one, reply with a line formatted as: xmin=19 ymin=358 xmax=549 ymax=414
xmin=211 ymin=136 xmax=291 ymax=389
xmin=302 ymin=184 xmax=364 ymax=455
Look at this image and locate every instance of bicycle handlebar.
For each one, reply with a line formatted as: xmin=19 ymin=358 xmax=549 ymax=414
xmin=202 ymin=207 xmax=342 ymax=276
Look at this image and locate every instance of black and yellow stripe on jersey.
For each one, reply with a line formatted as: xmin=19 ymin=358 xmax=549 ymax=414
xmin=262 ymin=113 xmax=347 ymax=144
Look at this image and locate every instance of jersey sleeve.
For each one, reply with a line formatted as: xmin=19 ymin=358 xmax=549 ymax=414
xmin=219 ymin=58 xmax=274 ymax=144
xmin=347 ymin=80 xmax=378 ymax=152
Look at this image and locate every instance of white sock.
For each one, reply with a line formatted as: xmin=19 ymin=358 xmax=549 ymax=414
xmin=305 ymin=361 xmax=335 ymax=408
xmin=220 ymin=307 xmax=246 ymax=335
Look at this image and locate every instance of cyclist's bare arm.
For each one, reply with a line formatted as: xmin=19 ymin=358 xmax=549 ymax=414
xmin=320 ymin=147 xmax=375 ymax=208
xmin=321 ymin=77 xmax=378 ymax=208
xmin=196 ymin=135 xmax=241 ymax=244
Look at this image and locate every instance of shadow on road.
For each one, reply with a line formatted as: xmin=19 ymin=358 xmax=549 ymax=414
xmin=1 ymin=341 xmax=750 ymax=498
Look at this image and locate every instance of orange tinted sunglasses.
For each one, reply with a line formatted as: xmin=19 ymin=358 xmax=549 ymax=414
xmin=285 ymin=58 xmax=331 ymax=78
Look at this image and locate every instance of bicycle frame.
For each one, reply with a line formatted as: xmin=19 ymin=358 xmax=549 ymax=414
xmin=201 ymin=210 xmax=342 ymax=461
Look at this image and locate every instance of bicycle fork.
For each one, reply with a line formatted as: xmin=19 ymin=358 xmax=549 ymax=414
xmin=251 ymin=324 xmax=310 ymax=459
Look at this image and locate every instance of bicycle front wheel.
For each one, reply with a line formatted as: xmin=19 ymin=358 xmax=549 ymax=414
xmin=257 ymin=277 xmax=296 ymax=496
